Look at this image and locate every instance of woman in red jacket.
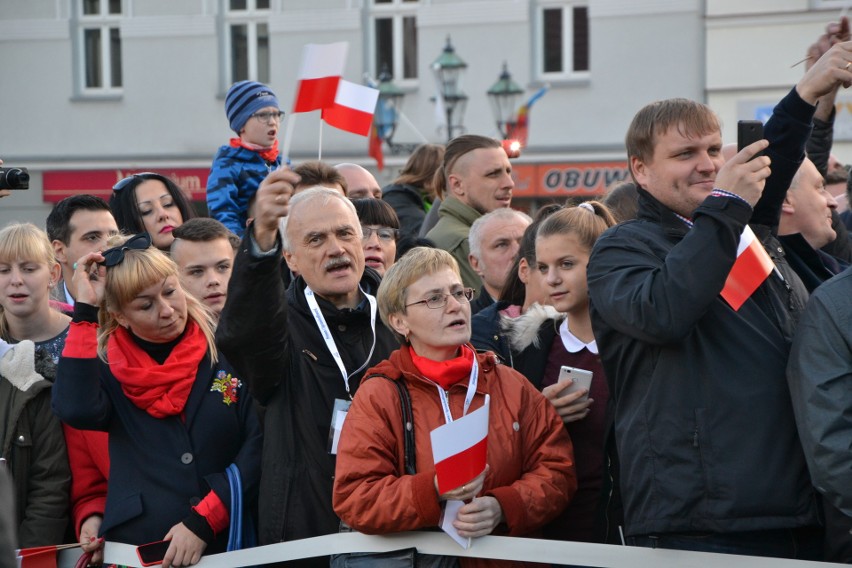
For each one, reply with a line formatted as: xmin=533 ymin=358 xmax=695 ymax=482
xmin=332 ymin=247 xmax=576 ymax=568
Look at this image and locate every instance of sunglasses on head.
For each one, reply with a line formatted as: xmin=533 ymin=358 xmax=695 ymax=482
xmin=112 ymin=172 xmax=171 ymax=192
xmin=101 ymin=232 xmax=153 ymax=267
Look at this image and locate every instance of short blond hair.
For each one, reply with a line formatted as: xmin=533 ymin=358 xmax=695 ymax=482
xmin=98 ymin=234 xmax=217 ymax=361
xmin=0 ymin=223 xmax=58 ymax=340
xmin=377 ymin=247 xmax=460 ymax=344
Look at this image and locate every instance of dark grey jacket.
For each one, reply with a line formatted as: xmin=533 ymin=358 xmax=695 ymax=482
xmin=587 ymin=87 xmax=820 ymax=536
xmin=216 ymin=232 xmax=399 ymax=561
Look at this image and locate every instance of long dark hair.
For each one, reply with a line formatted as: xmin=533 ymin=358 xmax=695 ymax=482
xmin=109 ymin=173 xmax=195 ymax=236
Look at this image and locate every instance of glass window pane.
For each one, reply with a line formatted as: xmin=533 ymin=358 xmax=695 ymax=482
xmin=231 ymin=24 xmax=249 ymax=83
xmin=110 ymin=27 xmax=122 ymax=87
xmin=543 ymin=8 xmax=563 ymax=73
xmin=374 ymin=0 xmax=393 ymax=4
xmin=402 ymin=16 xmax=417 ymax=79
xmin=83 ymin=0 xmax=100 ymax=15
xmin=257 ymin=23 xmax=270 ymax=84
xmin=230 ymin=0 xmax=247 ymax=11
xmin=375 ymin=17 xmax=393 ymax=78
xmin=256 ymin=0 xmax=270 ymax=8
xmin=84 ymin=28 xmax=102 ymax=88
xmin=573 ymin=6 xmax=589 ymax=72
xmin=109 ymin=0 xmax=121 ymax=14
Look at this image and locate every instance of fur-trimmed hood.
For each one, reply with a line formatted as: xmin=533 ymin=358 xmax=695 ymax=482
xmin=503 ymin=303 xmax=563 ymax=353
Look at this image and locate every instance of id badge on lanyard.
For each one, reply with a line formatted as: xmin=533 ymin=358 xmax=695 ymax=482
xmin=304 ymin=286 xmax=377 ymax=455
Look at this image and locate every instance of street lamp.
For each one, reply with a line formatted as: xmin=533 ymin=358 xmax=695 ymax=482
xmin=373 ymin=66 xmax=418 ymax=155
xmin=432 ymin=36 xmax=468 ymax=142
xmin=486 ymin=62 xmax=524 ymax=140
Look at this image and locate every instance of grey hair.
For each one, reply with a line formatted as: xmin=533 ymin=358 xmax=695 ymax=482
xmin=468 ymin=208 xmax=532 ymax=260
xmin=279 ymin=186 xmax=360 ymax=252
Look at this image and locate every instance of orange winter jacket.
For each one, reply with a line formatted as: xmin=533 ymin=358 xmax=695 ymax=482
xmin=333 ymin=346 xmax=576 ymax=568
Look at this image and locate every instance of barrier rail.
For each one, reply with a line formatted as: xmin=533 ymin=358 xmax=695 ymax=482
xmin=55 ymin=531 xmax=848 ymax=568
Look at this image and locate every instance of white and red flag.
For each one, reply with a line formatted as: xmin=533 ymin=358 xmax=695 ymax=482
xmin=292 ymin=42 xmax=348 ymax=113
xmin=720 ymin=225 xmax=774 ymax=311
xmin=322 ymin=80 xmax=379 ymax=137
xmin=430 ymin=396 xmax=489 ymax=495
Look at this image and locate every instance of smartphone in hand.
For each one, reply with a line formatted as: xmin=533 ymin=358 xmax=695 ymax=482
xmin=556 ymin=366 xmax=594 ymax=402
xmin=737 ymin=120 xmax=765 ymax=160
xmin=136 ymin=540 xmax=170 ymax=567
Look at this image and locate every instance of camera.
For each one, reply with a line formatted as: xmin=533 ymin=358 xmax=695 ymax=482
xmin=0 ymin=167 xmax=29 ymax=190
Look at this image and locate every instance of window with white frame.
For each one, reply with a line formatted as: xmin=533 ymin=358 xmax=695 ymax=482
xmin=227 ymin=0 xmax=271 ymax=84
xmin=371 ymin=0 xmax=418 ymax=82
xmin=537 ymin=3 xmax=589 ymax=79
xmin=78 ymin=0 xmax=123 ymax=93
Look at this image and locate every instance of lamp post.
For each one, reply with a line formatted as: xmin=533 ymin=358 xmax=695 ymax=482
xmin=373 ymin=66 xmax=418 ymax=155
xmin=486 ymin=62 xmax=524 ymax=140
xmin=432 ymin=36 xmax=468 ymax=142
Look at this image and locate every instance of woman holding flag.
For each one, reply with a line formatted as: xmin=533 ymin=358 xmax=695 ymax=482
xmin=332 ymin=247 xmax=575 ymax=567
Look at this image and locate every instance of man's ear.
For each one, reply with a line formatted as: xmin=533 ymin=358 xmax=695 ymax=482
xmin=52 ymin=240 xmax=68 ymax=265
xmin=283 ymin=250 xmax=298 ymax=273
xmin=468 ymin=254 xmax=484 ymax=278
xmin=781 ymin=194 xmax=795 ymax=215
xmin=630 ymin=156 xmax=649 ymax=189
xmin=447 ymin=172 xmax=465 ymax=199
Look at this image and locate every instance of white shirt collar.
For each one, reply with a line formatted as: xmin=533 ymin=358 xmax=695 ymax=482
xmin=559 ymin=318 xmax=598 ymax=354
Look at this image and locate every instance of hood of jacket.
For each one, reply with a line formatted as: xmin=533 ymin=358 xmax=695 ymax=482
xmin=503 ymin=303 xmax=563 ymax=353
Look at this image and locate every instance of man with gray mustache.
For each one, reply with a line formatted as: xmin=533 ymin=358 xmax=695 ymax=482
xmin=216 ymin=179 xmax=399 ymax=566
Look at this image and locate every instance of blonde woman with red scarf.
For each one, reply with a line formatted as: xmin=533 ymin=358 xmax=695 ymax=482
xmin=53 ymin=233 xmax=262 ymax=567
xmin=332 ymin=247 xmax=576 ymax=568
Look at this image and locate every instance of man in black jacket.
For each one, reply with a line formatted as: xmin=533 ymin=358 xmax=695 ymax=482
xmin=216 ymin=177 xmax=398 ymax=566
xmin=587 ymin=43 xmax=852 ymax=558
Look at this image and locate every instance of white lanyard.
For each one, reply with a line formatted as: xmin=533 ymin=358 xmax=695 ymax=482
xmin=304 ymin=285 xmax=378 ymax=398
xmin=434 ymin=353 xmax=479 ymax=424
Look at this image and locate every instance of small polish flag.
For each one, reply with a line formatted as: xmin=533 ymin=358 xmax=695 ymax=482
xmin=430 ymin=396 xmax=489 ymax=495
xmin=322 ymin=80 xmax=379 ymax=137
xmin=720 ymin=225 xmax=774 ymax=311
xmin=292 ymin=42 xmax=348 ymax=113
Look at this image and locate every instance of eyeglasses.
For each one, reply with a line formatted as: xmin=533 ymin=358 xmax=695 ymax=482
xmin=362 ymin=226 xmax=399 ymax=242
xmin=112 ymin=172 xmax=170 ymax=192
xmin=101 ymin=232 xmax=152 ymax=267
xmin=405 ymin=288 xmax=475 ymax=310
xmin=251 ymin=110 xmax=285 ymax=124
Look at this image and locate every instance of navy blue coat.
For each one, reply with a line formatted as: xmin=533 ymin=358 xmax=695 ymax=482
xmin=53 ymin=332 xmax=262 ymax=551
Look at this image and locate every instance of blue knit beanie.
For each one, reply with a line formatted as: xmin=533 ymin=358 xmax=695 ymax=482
xmin=225 ymin=80 xmax=281 ymax=133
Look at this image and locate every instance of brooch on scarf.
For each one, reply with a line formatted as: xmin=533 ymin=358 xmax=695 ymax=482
xmin=211 ymin=370 xmax=241 ymax=405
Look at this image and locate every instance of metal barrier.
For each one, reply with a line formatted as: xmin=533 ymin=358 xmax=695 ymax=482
xmin=55 ymin=531 xmax=847 ymax=568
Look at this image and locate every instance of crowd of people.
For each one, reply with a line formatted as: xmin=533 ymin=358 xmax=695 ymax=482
xmin=2 ymin=18 xmax=852 ymax=568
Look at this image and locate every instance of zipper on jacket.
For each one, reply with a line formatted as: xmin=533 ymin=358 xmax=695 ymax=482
xmin=693 ymin=427 xmax=699 ymax=448
xmin=302 ymin=349 xmax=318 ymax=362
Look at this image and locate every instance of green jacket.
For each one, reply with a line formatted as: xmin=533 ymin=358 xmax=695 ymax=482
xmin=425 ymin=197 xmax=482 ymax=290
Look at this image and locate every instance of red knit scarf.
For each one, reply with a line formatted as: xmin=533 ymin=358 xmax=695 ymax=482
xmin=107 ymin=320 xmax=208 ymax=418
xmin=408 ymin=345 xmax=474 ymax=390
xmin=229 ymin=137 xmax=279 ymax=163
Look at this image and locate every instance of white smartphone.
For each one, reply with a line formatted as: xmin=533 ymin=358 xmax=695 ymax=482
xmin=556 ymin=366 xmax=594 ymax=401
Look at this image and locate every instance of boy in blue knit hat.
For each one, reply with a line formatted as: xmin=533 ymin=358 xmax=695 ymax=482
xmin=206 ymin=80 xmax=284 ymax=236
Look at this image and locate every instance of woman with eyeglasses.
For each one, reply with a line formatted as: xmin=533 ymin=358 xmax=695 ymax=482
xmin=351 ymin=198 xmax=400 ymax=277
xmin=53 ymin=233 xmax=262 ymax=566
xmin=0 ymin=223 xmax=71 ymax=547
xmin=110 ymin=172 xmax=195 ymax=252
xmin=332 ymin=247 xmax=575 ymax=567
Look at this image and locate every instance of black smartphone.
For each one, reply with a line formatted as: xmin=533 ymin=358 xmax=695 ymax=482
xmin=737 ymin=120 xmax=765 ymax=159
xmin=136 ymin=539 xmax=170 ymax=567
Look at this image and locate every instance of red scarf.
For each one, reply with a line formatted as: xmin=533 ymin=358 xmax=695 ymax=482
xmin=408 ymin=345 xmax=474 ymax=390
xmin=107 ymin=320 xmax=208 ymax=418
xmin=229 ymin=137 xmax=279 ymax=163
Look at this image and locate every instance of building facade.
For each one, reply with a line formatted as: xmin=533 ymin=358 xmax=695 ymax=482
xmin=0 ymin=0 xmax=840 ymax=226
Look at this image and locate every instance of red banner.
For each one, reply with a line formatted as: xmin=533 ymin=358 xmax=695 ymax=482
xmin=511 ymin=161 xmax=629 ymax=198
xmin=42 ymin=169 xmax=209 ymax=203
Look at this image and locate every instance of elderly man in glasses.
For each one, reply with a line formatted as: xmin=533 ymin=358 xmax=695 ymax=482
xmin=216 ymin=176 xmax=399 ymax=566
xmin=207 ymin=80 xmax=284 ymax=237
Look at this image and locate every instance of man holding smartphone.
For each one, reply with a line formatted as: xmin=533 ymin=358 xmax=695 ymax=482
xmin=587 ymin=42 xmax=852 ymax=558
